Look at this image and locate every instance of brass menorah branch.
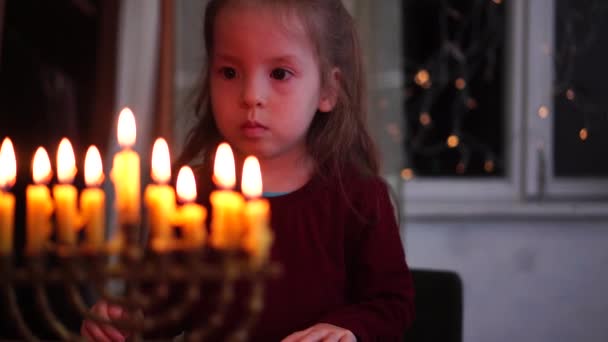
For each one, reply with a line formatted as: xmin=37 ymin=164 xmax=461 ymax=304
xmin=1 ymin=225 xmax=280 ymax=342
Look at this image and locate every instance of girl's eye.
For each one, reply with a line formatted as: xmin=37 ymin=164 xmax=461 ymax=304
xmin=270 ymin=68 xmax=292 ymax=80
xmin=220 ymin=67 xmax=237 ymax=79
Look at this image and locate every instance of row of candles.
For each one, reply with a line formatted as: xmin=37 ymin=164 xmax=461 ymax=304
xmin=0 ymin=108 xmax=272 ymax=262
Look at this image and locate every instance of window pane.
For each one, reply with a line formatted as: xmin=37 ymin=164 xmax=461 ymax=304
xmin=402 ymin=0 xmax=506 ymax=177
xmin=553 ymin=0 xmax=608 ymax=177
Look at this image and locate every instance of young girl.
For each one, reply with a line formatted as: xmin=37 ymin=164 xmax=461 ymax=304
xmin=82 ymin=0 xmax=414 ymax=341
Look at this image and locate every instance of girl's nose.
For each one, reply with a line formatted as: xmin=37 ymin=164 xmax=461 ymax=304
xmin=241 ymin=76 xmax=266 ymax=108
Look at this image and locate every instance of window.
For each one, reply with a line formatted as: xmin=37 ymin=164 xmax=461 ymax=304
xmin=524 ymin=0 xmax=608 ymax=201
xmin=553 ymin=0 xmax=608 ymax=178
xmin=403 ymin=0 xmax=506 ymax=178
xmin=352 ymin=0 xmax=608 ymax=218
xmin=399 ymin=0 xmax=517 ymax=203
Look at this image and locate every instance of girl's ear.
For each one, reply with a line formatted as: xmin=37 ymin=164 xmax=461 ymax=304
xmin=318 ymin=68 xmax=341 ymax=113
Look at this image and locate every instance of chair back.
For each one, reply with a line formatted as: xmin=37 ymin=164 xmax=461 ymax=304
xmin=404 ymin=269 xmax=463 ymax=342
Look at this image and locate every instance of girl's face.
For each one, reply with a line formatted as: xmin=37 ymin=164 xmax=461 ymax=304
xmin=209 ymin=5 xmax=336 ymax=164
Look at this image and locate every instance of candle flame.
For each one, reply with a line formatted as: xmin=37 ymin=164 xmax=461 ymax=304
xmin=85 ymin=146 xmax=104 ymax=186
xmin=117 ymin=107 xmax=136 ymax=148
xmin=57 ymin=138 xmax=77 ymax=183
xmin=213 ymin=143 xmax=236 ymax=188
xmin=32 ymin=147 xmax=52 ymax=184
xmin=241 ymin=156 xmax=262 ymax=198
xmin=0 ymin=137 xmax=16 ymax=189
xmin=151 ymin=138 xmax=171 ymax=183
xmin=176 ymin=166 xmax=197 ymax=202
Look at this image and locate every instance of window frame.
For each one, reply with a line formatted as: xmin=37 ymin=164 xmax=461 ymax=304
xmin=400 ymin=0 xmax=608 ymax=220
xmin=523 ymin=0 xmax=608 ymax=201
xmin=401 ymin=0 xmax=524 ymax=200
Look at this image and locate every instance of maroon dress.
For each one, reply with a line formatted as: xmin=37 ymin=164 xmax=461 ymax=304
xmin=157 ymin=168 xmax=414 ymax=341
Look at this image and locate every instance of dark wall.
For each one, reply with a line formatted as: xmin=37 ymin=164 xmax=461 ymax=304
xmin=0 ymin=0 xmax=118 ymax=338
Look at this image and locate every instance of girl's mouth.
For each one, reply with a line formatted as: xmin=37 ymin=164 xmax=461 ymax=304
xmin=241 ymin=121 xmax=268 ymax=138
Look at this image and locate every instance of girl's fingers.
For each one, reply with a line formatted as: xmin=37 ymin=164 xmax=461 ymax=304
xmin=107 ymin=304 xmax=124 ymax=320
xmin=99 ymin=323 xmax=126 ymax=342
xmin=281 ymin=328 xmax=310 ymax=342
xmin=297 ymin=329 xmax=327 ymax=342
xmin=83 ymin=318 xmax=126 ymax=342
xmin=81 ymin=320 xmax=112 ymax=342
xmin=85 ymin=301 xmax=127 ymax=341
xmin=320 ymin=332 xmax=342 ymax=342
xmin=107 ymin=304 xmax=136 ymax=338
xmin=338 ymin=334 xmax=355 ymax=342
xmin=97 ymin=306 xmax=127 ymax=341
xmin=282 ymin=324 xmax=356 ymax=342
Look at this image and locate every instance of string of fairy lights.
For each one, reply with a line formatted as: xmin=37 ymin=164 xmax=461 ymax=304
xmin=400 ymin=0 xmax=607 ymax=180
xmin=402 ymin=0 xmax=505 ymax=179
xmin=549 ymin=0 xmax=608 ymax=142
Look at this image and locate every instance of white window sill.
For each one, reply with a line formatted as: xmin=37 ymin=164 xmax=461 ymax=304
xmin=403 ymin=200 xmax=608 ymax=221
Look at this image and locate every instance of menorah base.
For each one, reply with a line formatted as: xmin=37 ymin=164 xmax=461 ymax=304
xmin=1 ymin=246 xmax=280 ymax=342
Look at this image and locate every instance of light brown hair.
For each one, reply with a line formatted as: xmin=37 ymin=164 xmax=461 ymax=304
xmin=176 ymin=0 xmax=379 ymax=180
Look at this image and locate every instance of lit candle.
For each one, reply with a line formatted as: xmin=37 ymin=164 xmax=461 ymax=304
xmin=26 ymin=147 xmax=54 ymax=255
xmin=241 ymin=156 xmax=273 ymax=264
xmin=144 ymin=138 xmax=175 ymax=251
xmin=110 ymin=107 xmax=141 ymax=225
xmin=0 ymin=138 xmax=16 ymax=255
xmin=80 ymin=146 xmax=105 ymax=250
xmin=209 ymin=143 xmax=244 ymax=250
xmin=53 ymin=138 xmax=79 ymax=245
xmin=174 ymin=166 xmax=206 ymax=248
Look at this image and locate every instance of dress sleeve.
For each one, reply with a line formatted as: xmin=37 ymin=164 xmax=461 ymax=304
xmin=319 ymin=178 xmax=415 ymax=341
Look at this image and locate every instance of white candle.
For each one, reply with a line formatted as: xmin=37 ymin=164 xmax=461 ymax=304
xmin=26 ymin=147 xmax=54 ymax=255
xmin=241 ymin=156 xmax=272 ymax=264
xmin=144 ymin=138 xmax=175 ymax=251
xmin=209 ymin=143 xmax=244 ymax=250
xmin=53 ymin=138 xmax=79 ymax=245
xmin=81 ymin=146 xmax=105 ymax=250
xmin=174 ymin=166 xmax=206 ymax=248
xmin=0 ymin=138 xmax=16 ymax=255
xmin=110 ymin=107 xmax=141 ymax=225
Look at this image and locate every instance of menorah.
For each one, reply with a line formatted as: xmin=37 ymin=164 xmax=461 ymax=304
xmin=0 ymin=108 xmax=278 ymax=341
xmin=1 ymin=223 xmax=280 ymax=342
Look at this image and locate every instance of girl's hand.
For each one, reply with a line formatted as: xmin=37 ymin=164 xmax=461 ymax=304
xmin=281 ymin=323 xmax=356 ymax=342
xmin=80 ymin=300 xmax=129 ymax=342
